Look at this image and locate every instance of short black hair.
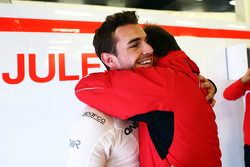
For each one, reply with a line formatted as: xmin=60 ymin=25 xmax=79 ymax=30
xmin=93 ymin=11 xmax=139 ymax=70
xmin=144 ymin=25 xmax=181 ymax=58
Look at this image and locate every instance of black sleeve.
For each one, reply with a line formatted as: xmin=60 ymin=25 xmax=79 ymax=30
xmin=129 ymin=111 xmax=174 ymax=159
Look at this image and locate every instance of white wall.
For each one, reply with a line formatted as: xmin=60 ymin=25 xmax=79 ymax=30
xmin=0 ymin=2 xmax=250 ymax=167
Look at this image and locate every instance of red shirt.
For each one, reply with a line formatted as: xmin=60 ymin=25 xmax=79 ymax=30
xmin=223 ymin=79 xmax=250 ymax=145
xmin=75 ymin=51 xmax=222 ymax=167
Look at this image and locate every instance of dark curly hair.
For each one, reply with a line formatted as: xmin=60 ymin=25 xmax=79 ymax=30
xmin=144 ymin=25 xmax=181 ymax=58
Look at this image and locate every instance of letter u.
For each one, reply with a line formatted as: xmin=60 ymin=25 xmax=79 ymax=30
xmin=29 ymin=53 xmax=55 ymax=83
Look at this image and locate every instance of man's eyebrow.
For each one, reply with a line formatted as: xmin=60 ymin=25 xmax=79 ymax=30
xmin=127 ymin=38 xmax=140 ymax=45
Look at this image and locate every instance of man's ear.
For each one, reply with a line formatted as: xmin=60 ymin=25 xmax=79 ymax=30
xmin=101 ymin=53 xmax=117 ymax=69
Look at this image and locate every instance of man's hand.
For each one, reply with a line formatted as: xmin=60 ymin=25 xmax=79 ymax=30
xmin=241 ymin=68 xmax=250 ymax=84
xmin=199 ymin=75 xmax=216 ymax=107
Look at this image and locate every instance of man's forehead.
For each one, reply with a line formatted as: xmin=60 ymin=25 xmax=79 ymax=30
xmin=114 ymin=24 xmax=146 ymax=43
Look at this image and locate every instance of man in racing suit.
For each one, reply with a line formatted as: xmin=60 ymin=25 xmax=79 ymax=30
xmin=67 ymin=106 xmax=139 ymax=167
xmin=67 ymin=10 xmax=153 ymax=167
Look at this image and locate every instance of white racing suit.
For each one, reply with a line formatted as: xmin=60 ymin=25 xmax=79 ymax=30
xmin=67 ymin=106 xmax=139 ymax=167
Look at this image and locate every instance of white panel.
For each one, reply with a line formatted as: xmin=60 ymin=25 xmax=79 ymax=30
xmin=226 ymin=43 xmax=248 ymax=80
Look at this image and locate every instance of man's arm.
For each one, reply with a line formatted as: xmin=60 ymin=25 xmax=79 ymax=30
xmin=75 ymin=67 xmax=175 ymax=120
xmin=241 ymin=68 xmax=250 ymax=84
xmin=157 ymin=51 xmax=217 ymax=107
xmin=223 ymin=68 xmax=250 ymax=100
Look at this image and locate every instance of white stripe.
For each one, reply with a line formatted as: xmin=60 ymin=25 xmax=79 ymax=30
xmin=75 ymin=87 xmax=104 ymax=93
xmin=243 ymin=91 xmax=250 ymax=112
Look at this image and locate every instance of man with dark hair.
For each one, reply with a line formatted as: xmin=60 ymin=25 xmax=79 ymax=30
xmin=67 ymin=11 xmax=149 ymax=167
xmin=75 ymin=11 xmax=221 ymax=167
xmin=92 ymin=11 xmax=149 ymax=71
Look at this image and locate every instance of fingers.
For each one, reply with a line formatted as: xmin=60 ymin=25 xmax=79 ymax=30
xmin=200 ymin=81 xmax=210 ymax=89
xmin=206 ymin=88 xmax=216 ymax=105
xmin=205 ymin=91 xmax=213 ymax=101
xmin=198 ymin=74 xmax=206 ymax=82
xmin=209 ymin=98 xmax=216 ymax=108
xmin=201 ymin=80 xmax=216 ymax=95
xmin=198 ymin=74 xmax=216 ymax=107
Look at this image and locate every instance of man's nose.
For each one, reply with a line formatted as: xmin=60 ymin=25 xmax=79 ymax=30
xmin=143 ymin=42 xmax=153 ymax=55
